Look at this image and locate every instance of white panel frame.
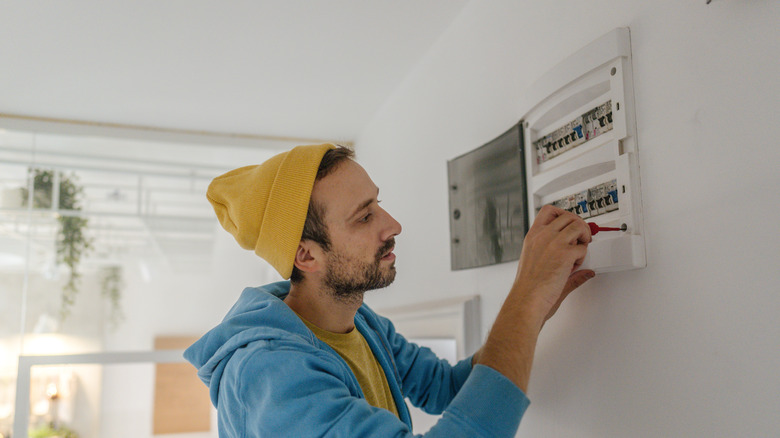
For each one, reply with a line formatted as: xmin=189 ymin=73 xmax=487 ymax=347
xmin=521 ymin=28 xmax=646 ymax=273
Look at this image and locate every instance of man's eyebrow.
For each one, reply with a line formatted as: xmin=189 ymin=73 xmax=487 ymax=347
xmin=349 ymin=187 xmax=380 ymax=219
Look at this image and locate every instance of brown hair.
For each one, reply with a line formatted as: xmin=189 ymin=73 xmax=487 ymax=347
xmin=289 ymin=145 xmax=355 ymax=283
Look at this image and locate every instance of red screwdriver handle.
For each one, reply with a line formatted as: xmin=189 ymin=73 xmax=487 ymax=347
xmin=588 ymin=222 xmax=626 ymax=235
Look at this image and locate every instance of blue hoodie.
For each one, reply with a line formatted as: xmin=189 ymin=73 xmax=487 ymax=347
xmin=184 ymin=281 xmax=529 ymax=437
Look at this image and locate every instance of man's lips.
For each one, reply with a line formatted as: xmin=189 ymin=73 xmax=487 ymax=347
xmin=380 ymin=245 xmax=395 ymax=261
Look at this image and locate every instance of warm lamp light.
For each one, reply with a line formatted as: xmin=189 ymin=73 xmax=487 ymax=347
xmin=23 ymin=335 xmax=66 ymax=356
xmin=45 ymin=383 xmax=59 ymax=400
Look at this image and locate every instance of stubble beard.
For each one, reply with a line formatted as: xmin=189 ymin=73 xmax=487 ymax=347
xmin=323 ymin=239 xmax=396 ymax=305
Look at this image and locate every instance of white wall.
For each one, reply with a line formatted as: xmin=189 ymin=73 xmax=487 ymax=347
xmin=358 ymin=1 xmax=780 ymax=436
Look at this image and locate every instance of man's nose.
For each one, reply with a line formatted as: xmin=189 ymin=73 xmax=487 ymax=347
xmin=380 ymin=207 xmax=402 ymax=241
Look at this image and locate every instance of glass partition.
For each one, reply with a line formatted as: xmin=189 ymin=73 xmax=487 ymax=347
xmin=1 ymin=126 xmax=287 ymax=437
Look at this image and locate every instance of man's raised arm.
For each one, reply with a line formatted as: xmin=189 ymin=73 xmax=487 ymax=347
xmin=475 ymin=205 xmax=594 ymax=392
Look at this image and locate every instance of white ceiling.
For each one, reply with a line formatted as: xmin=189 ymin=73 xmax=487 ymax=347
xmin=0 ymin=1 xmax=468 ymax=143
xmin=0 ymin=1 xmax=469 ymax=276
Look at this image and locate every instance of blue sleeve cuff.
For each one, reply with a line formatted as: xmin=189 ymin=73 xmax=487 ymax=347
xmin=445 ymin=364 xmax=530 ymax=437
xmin=451 ymin=354 xmax=474 ymax=388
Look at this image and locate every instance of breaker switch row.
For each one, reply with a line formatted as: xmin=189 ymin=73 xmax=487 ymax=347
xmin=542 ymin=179 xmax=619 ymax=219
xmin=533 ymin=100 xmax=614 ymax=164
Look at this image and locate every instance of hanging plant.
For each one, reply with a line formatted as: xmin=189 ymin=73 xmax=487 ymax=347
xmin=99 ymin=265 xmax=125 ymax=330
xmin=30 ymin=424 xmax=79 ymax=438
xmin=22 ymin=168 xmax=93 ymax=320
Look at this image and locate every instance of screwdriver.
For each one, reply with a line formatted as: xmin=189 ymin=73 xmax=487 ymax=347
xmin=588 ymin=222 xmax=627 ymax=236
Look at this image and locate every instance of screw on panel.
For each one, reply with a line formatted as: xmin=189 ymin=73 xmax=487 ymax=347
xmin=610 ymin=67 xmax=617 ymax=76
xmin=616 ymin=102 xmax=620 ymax=111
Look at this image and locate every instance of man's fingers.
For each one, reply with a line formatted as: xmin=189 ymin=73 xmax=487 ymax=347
xmin=558 ymin=217 xmax=592 ymax=244
xmin=543 ymin=269 xmax=596 ymax=325
xmin=546 ymin=210 xmax=591 ymax=243
xmin=534 ymin=204 xmax=568 ymax=226
xmin=548 ymin=209 xmax=580 ymax=232
xmin=532 ymin=206 xmax=591 ymax=246
xmin=570 ymin=243 xmax=588 ymax=271
xmin=563 ymin=269 xmax=596 ymax=295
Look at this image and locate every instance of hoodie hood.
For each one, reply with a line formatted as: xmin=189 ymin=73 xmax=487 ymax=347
xmin=184 ymin=281 xmax=315 ymax=405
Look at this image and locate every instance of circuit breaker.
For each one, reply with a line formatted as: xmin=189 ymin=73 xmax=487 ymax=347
xmin=448 ymin=28 xmax=645 ymax=273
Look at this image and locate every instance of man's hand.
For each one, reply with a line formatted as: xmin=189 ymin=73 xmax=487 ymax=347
xmin=513 ymin=205 xmax=594 ymax=323
xmin=476 ymin=205 xmax=595 ymax=392
xmin=543 ymin=269 xmax=595 ymax=325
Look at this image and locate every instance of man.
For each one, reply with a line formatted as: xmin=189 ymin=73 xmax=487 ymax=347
xmin=185 ymin=143 xmax=594 ymax=437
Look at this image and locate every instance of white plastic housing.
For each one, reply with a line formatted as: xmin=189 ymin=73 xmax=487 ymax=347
xmin=520 ymin=28 xmax=646 ymax=272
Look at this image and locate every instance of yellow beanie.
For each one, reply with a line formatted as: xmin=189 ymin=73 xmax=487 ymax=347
xmin=206 ymin=143 xmax=336 ymax=279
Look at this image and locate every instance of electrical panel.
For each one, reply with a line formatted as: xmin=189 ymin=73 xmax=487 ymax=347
xmin=520 ymin=28 xmax=645 ymax=272
xmin=447 ymin=28 xmax=645 ymax=273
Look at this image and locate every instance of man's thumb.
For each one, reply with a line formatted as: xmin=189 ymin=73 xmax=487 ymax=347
xmin=563 ymin=269 xmax=596 ymax=295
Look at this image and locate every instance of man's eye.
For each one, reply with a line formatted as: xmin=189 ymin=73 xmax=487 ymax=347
xmin=359 ymin=214 xmax=372 ymax=223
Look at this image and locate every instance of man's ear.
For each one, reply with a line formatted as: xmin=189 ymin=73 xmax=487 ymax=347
xmin=293 ymin=240 xmax=324 ymax=274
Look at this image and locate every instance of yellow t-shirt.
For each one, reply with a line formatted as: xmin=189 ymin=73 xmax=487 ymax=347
xmin=298 ymin=316 xmax=399 ymax=418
